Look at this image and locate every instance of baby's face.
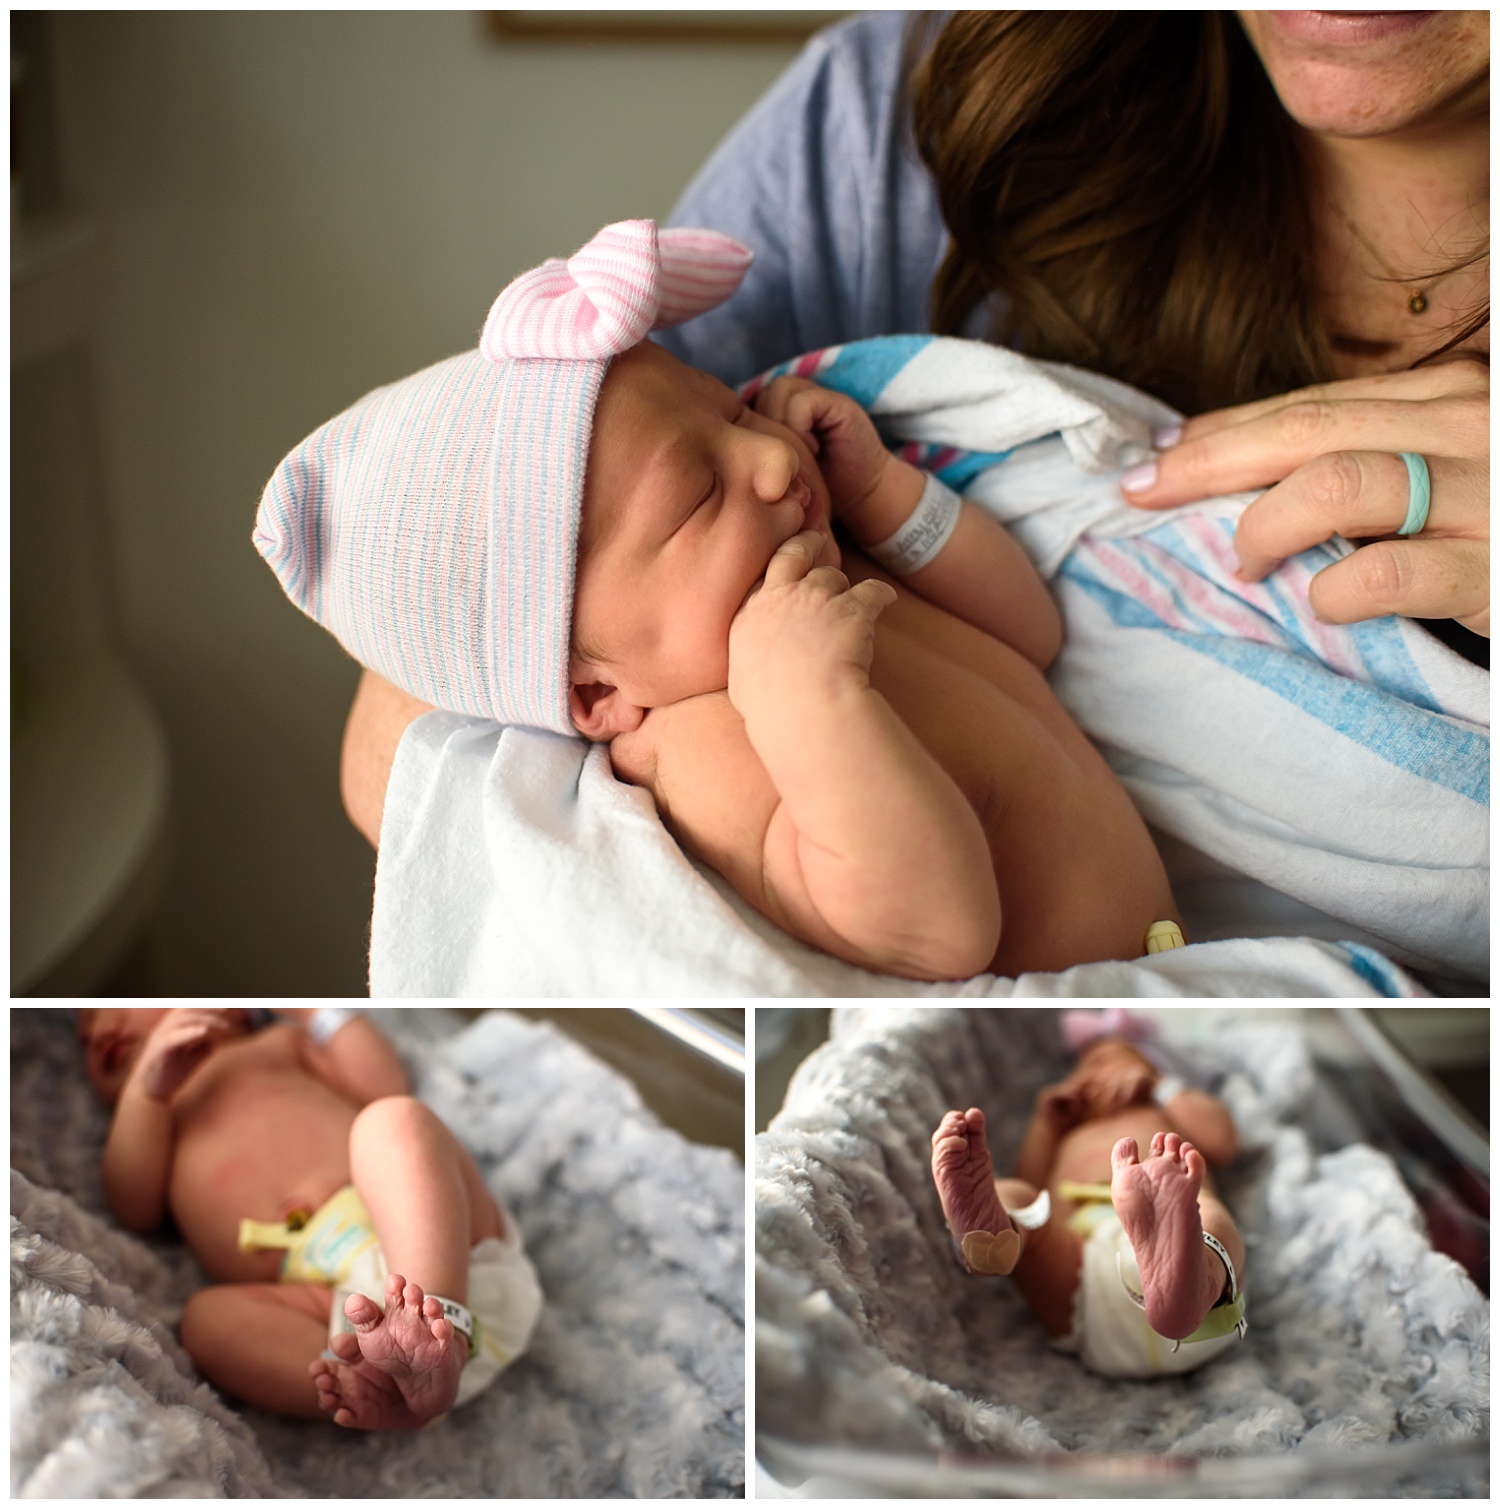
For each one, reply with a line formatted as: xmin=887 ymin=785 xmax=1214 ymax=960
xmin=571 ymin=342 xmax=838 ymax=722
xmin=77 ymin=1008 xmax=168 ymax=1103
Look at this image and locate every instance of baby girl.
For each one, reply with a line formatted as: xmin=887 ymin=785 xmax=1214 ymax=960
xmin=255 ymin=219 xmax=1182 ymax=981
xmin=931 ymin=1023 xmax=1246 ymax=1377
xmin=79 ymin=1007 xmax=541 ymax=1428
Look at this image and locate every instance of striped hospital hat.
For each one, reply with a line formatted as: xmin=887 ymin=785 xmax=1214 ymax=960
xmin=252 ymin=219 xmax=752 ymax=732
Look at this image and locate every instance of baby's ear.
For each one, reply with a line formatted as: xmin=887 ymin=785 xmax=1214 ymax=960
xmin=568 ymin=678 xmax=645 ymax=741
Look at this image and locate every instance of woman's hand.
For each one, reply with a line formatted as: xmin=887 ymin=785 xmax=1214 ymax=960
xmin=1120 ymin=359 xmax=1489 ymax=636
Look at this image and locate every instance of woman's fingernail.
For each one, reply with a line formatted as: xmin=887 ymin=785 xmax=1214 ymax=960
xmin=1150 ymin=423 xmax=1183 ymax=450
xmin=1120 ymin=461 xmax=1158 ymax=494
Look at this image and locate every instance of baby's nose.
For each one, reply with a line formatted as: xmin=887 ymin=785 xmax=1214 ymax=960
xmin=746 ymin=431 xmax=800 ymax=503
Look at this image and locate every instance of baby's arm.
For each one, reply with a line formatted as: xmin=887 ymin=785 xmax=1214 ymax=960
xmin=1012 ymin=1082 xmax=1086 ymax=1188
xmin=754 ymin=378 xmax=1062 ymax=669
xmin=1159 ymin=1085 xmax=1238 ymax=1167
xmin=613 ymin=534 xmax=1000 ymax=981
xmin=101 ymin=1009 xmax=243 ymax=1232
xmin=287 ymin=1010 xmax=410 ymax=1105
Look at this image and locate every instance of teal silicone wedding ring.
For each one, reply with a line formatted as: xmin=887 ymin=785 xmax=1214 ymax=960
xmin=1397 ymin=452 xmax=1431 ymax=537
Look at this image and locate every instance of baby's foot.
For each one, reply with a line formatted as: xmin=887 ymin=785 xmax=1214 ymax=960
xmin=309 ymin=1274 xmax=465 ymax=1429
xmin=1110 ymin=1132 xmax=1224 ymax=1339
xmin=931 ymin=1108 xmax=1019 ymax=1275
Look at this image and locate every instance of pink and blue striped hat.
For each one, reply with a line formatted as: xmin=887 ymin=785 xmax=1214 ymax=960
xmin=253 ymin=220 xmax=752 ymax=732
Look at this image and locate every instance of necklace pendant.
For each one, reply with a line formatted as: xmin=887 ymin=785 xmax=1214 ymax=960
xmin=1408 ymin=291 xmax=1429 ymax=315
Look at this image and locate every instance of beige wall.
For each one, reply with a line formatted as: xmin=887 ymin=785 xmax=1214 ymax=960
xmin=46 ymin=12 xmax=804 ymax=995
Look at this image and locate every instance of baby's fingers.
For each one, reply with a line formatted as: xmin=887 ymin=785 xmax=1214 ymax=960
xmin=762 ymin=531 xmax=837 ymax=590
xmin=846 ymin=578 xmax=898 ymax=620
xmin=752 ymin=374 xmax=818 ymax=426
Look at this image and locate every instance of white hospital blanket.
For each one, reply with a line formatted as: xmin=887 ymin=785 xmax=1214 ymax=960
xmin=371 ymin=337 xmax=1487 ymax=996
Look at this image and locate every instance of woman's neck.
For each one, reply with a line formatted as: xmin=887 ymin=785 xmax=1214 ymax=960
xmin=1301 ymin=99 xmax=1489 ymax=376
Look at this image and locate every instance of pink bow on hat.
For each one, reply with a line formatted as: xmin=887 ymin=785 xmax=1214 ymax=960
xmin=480 ymin=218 xmax=753 ymax=362
xmin=1059 ymin=1008 xmax=1159 ymax=1053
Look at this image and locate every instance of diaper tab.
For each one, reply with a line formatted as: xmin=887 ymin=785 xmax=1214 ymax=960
xmin=237 ymin=1208 xmax=310 ymax=1254
xmin=239 ymin=1186 xmax=380 ymax=1286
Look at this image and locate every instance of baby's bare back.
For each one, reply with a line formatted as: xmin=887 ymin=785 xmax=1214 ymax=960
xmin=165 ymin=1027 xmax=358 ymax=1282
xmin=861 ymin=572 xmax=1177 ymax=975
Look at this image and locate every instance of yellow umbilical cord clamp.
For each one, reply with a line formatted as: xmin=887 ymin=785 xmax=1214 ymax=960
xmin=1144 ymin=920 xmax=1186 ymax=954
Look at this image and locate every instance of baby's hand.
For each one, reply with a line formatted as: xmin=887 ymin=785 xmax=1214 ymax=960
xmin=753 ymin=376 xmax=896 ymax=530
xmin=728 ymin=532 xmax=896 ymax=724
xmin=132 ymin=1009 xmax=245 ymax=1102
xmin=1072 ymin=1059 xmax=1156 ymax=1119
xmin=1035 ymin=1081 xmax=1084 ymax=1130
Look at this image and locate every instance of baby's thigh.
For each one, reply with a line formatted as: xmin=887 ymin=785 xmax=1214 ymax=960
xmin=180 ymin=1282 xmax=332 ymax=1362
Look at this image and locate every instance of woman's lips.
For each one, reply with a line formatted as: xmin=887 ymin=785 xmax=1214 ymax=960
xmin=1269 ymin=11 xmax=1437 ymax=45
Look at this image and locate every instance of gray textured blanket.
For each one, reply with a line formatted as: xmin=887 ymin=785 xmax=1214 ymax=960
xmin=756 ymin=1008 xmax=1486 ymax=1494
xmin=11 ymin=1008 xmax=744 ymax=1497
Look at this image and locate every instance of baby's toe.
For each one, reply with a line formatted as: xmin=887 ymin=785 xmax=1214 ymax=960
xmin=330 ymin=1330 xmax=362 ymax=1361
xmin=344 ymin=1290 xmax=384 ymax=1330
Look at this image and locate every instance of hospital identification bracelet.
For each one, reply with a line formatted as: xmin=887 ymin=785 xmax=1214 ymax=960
xmin=864 ymin=471 xmax=963 ymax=577
xmin=308 ymin=1006 xmax=359 ymax=1046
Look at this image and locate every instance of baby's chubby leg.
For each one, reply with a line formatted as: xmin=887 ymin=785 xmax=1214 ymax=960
xmin=931 ymin=1107 xmax=1083 ymax=1336
xmin=931 ymin=1109 xmax=1018 ymax=1272
xmin=1111 ymin=1131 xmax=1245 ymax=1340
xmin=180 ymin=1283 xmax=333 ymax=1418
xmin=311 ymin=1096 xmax=504 ymax=1429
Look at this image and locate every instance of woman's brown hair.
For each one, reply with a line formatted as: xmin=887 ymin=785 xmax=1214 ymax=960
xmin=907 ymin=12 xmax=1488 ymax=416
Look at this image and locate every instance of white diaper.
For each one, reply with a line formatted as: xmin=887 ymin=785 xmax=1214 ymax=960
xmin=1054 ymin=1203 xmax=1241 ymax=1379
xmin=331 ymin=1199 xmax=543 ymax=1409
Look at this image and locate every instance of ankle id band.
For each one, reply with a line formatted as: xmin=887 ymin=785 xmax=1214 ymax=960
xmin=430 ymin=1294 xmax=478 ymax=1358
xmin=1008 ymin=1188 xmax=1051 ymax=1231
xmin=865 ymin=471 xmax=962 ymax=576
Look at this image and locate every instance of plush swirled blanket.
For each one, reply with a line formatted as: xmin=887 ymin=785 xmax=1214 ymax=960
xmin=10 ymin=1008 xmax=744 ymax=1498
xmin=755 ymin=1007 xmax=1487 ymax=1495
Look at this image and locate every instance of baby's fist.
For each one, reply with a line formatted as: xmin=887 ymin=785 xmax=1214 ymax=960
xmin=753 ymin=376 xmax=893 ymax=527
xmin=729 ymin=533 xmax=895 ymax=721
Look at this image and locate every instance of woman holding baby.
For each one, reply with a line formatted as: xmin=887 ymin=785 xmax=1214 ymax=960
xmin=343 ymin=10 xmax=1487 ymax=941
xmin=658 ymin=10 xmax=1489 ymax=652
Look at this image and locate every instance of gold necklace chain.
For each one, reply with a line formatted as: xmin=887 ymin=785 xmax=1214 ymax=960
xmin=1334 ymin=206 xmax=1453 ymax=316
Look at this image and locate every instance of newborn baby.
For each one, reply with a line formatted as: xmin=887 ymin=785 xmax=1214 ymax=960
xmin=255 ymin=218 xmax=1182 ymax=981
xmin=931 ymin=1033 xmax=1246 ymax=1377
xmin=79 ymin=1008 xmax=541 ymax=1428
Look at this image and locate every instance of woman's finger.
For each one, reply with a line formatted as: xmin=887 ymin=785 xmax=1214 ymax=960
xmin=1173 ymin=360 xmax=1487 ymax=445
xmin=1307 ymin=536 xmax=1490 ymax=634
xmin=1125 ymin=392 xmax=1488 ymax=508
xmin=1233 ymin=451 xmax=1483 ymax=581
